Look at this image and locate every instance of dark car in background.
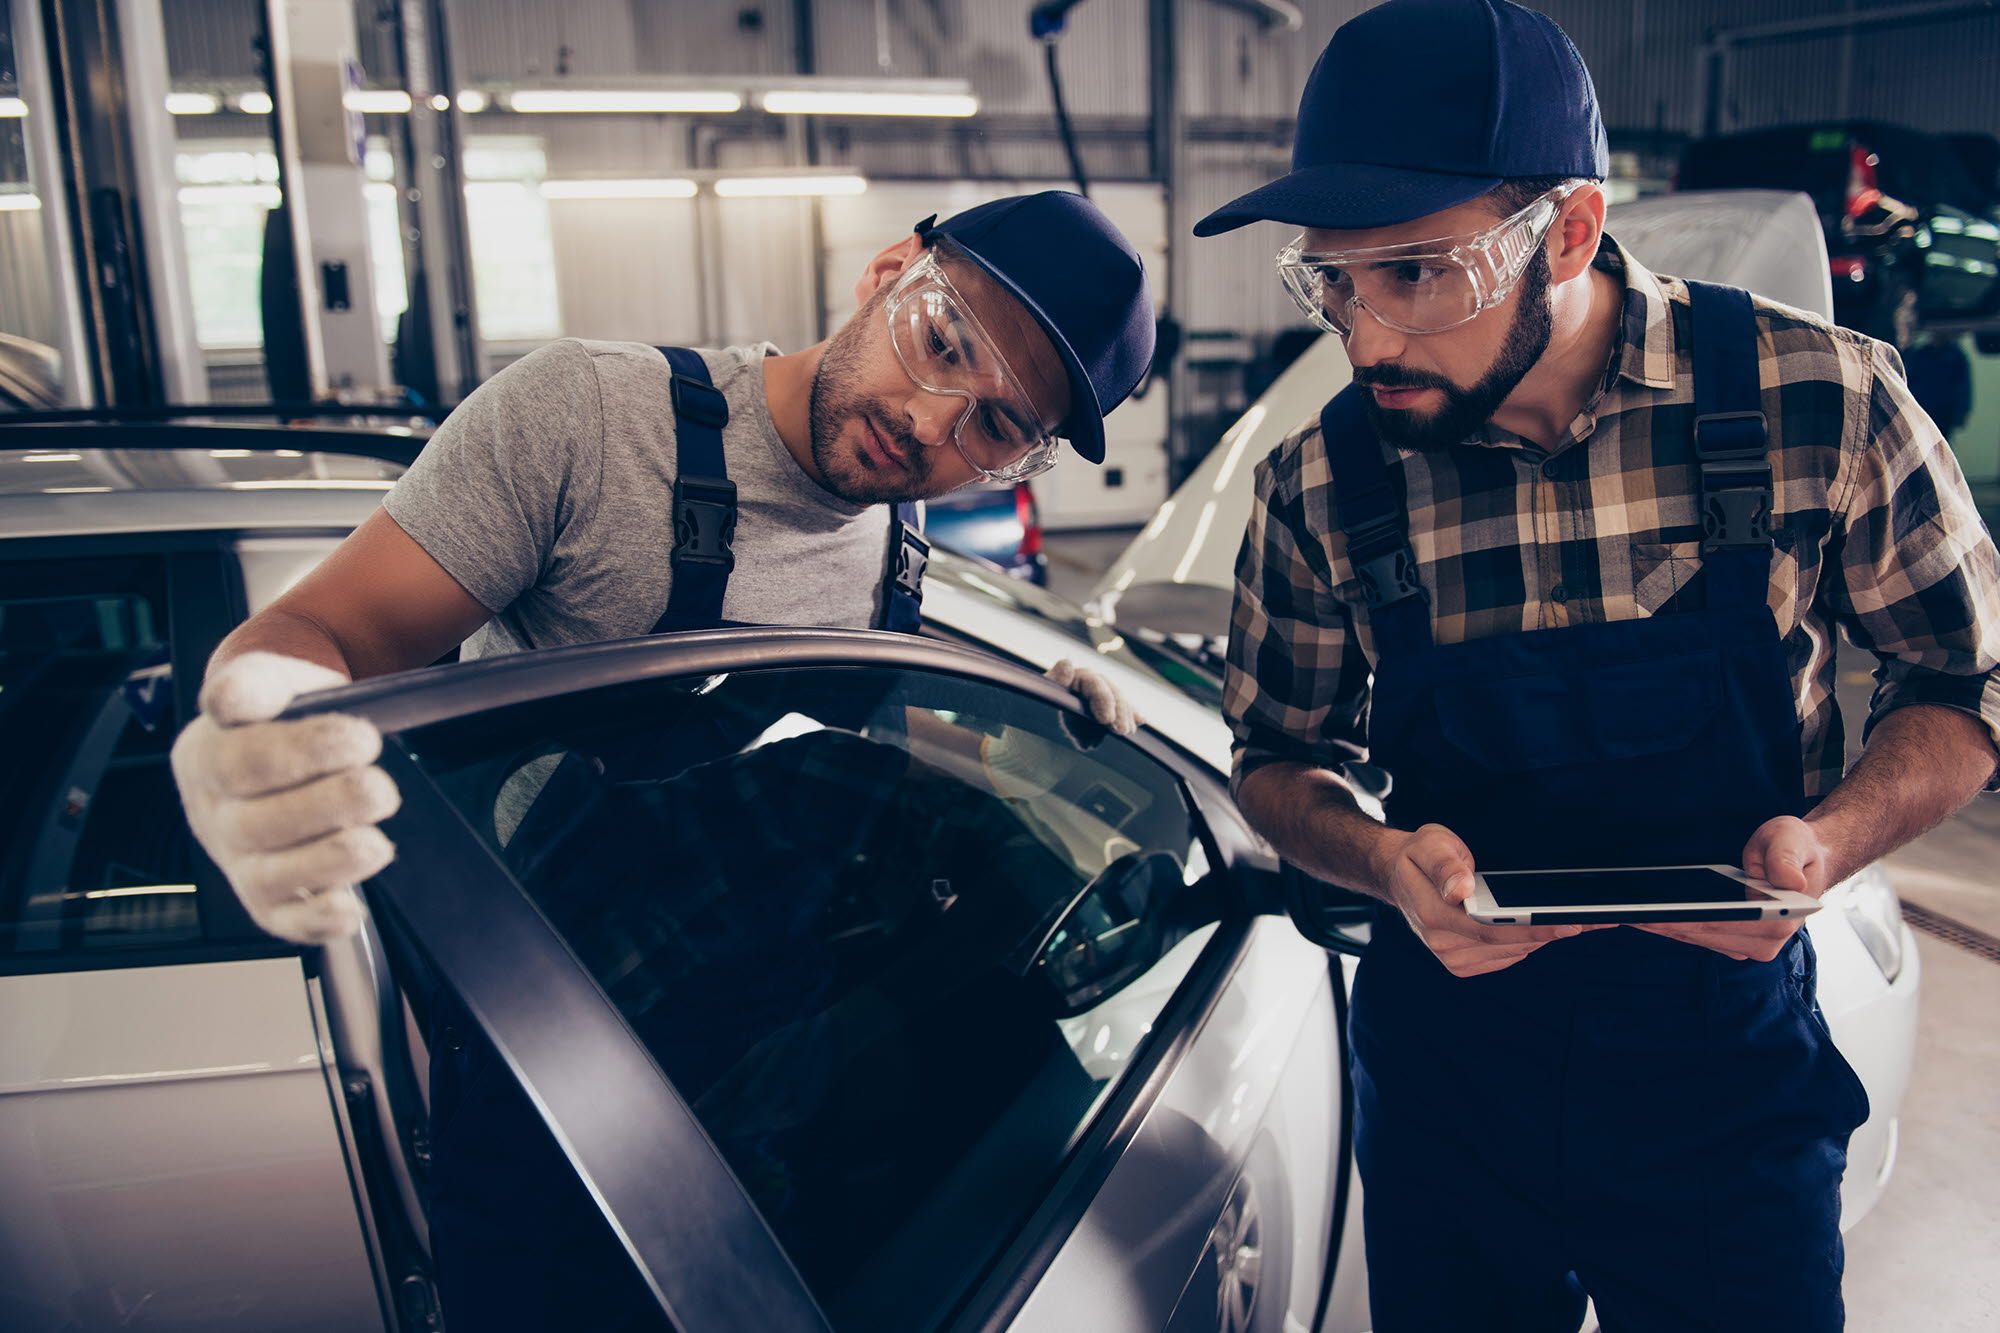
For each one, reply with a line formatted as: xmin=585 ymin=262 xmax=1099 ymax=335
xmin=922 ymin=479 xmax=1047 ymax=585
xmin=1679 ymin=122 xmax=2000 ymax=349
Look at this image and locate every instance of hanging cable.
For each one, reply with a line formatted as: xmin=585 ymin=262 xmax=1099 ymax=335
xmin=1030 ymin=0 xmax=1092 ymax=197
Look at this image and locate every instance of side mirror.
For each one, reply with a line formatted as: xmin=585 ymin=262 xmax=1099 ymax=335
xmin=1282 ymin=862 xmax=1374 ymax=956
xmin=1020 ymin=851 xmax=1181 ymax=1015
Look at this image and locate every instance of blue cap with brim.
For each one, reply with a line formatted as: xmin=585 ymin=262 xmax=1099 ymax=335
xmin=924 ymin=191 xmax=1155 ymax=466
xmin=1194 ymin=0 xmax=1608 ymax=238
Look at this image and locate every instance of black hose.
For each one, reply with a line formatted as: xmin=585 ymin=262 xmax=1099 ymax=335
xmin=1042 ymin=37 xmax=1090 ymax=198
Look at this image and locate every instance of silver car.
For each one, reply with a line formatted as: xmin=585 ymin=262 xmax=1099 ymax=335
xmin=0 ymin=427 xmax=1364 ymax=1332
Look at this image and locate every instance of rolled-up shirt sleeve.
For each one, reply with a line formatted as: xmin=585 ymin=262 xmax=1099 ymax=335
xmin=1224 ymin=436 xmax=1373 ymax=798
xmin=1828 ymin=341 xmax=2000 ymax=788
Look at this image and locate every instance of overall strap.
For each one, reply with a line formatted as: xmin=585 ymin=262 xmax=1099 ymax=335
xmin=1321 ymin=384 xmax=1432 ymax=656
xmin=1685 ymin=281 xmax=1775 ymax=611
xmin=653 ymin=346 xmax=736 ymax=633
xmin=879 ymin=501 xmax=928 ymax=633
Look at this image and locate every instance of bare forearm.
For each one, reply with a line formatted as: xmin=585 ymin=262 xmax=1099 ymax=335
xmin=1235 ymin=761 xmax=1399 ymax=901
xmin=209 ymin=607 xmax=357 ymax=683
xmin=1807 ymin=703 xmax=1999 ymax=883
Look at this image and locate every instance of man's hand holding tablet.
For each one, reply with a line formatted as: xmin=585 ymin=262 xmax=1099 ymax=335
xmin=1635 ymin=815 xmax=1836 ymax=962
xmin=1369 ymin=823 xmax=1598 ymax=978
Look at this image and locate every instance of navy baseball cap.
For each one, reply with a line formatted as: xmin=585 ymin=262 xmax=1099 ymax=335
xmin=1194 ymin=0 xmax=1608 ymax=237
xmin=920 ymin=191 xmax=1155 ymax=465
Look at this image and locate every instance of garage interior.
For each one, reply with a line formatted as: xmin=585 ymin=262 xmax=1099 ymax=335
xmin=2 ymin=1 xmax=1998 ymax=1331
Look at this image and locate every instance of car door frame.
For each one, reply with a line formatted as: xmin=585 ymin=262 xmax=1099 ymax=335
xmin=304 ymin=626 xmax=1320 ymax=1332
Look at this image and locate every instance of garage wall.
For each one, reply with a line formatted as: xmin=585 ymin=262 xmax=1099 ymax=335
xmin=140 ymin=0 xmax=2000 ymax=480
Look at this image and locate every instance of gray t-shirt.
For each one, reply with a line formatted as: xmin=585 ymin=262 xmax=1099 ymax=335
xmin=385 ymin=338 xmax=892 ymax=664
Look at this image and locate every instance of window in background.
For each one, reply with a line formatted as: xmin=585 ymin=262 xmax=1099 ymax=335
xmin=174 ymin=145 xmax=279 ymax=350
xmin=462 ymin=136 xmax=560 ymax=345
xmin=365 ymin=141 xmax=408 ymax=342
xmin=0 ymin=4 xmax=71 ymax=407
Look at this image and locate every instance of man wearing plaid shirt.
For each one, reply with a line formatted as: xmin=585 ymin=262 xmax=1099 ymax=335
xmin=1196 ymin=2 xmax=2000 ymax=1330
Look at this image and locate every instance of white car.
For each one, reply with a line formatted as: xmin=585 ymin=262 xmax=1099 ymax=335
xmin=1088 ymin=187 xmax=1919 ymax=1235
xmin=0 ymin=426 xmax=1363 ymax=1333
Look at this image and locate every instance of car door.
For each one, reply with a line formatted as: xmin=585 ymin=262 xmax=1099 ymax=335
xmin=315 ymin=627 xmax=1353 ymax=1332
xmin=0 ymin=536 xmax=395 ymax=1333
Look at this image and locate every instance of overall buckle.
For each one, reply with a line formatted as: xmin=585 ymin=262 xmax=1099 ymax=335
xmin=1701 ymin=480 xmax=1774 ymax=551
xmin=1692 ymin=408 xmax=1767 ymax=459
xmin=672 ymin=476 xmax=737 ymax=568
xmin=891 ymin=525 xmax=931 ymax=598
xmin=669 ymin=374 xmax=729 ymax=430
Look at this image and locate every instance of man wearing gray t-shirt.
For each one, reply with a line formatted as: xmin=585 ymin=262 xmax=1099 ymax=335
xmin=174 ymin=189 xmax=1155 ymax=945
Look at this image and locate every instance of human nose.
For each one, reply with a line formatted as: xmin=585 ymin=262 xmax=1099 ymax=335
xmin=903 ymin=389 xmax=964 ymax=449
xmin=1340 ymin=300 xmax=1408 ymax=371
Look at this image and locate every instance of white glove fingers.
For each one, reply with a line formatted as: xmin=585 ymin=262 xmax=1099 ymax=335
xmin=259 ymin=885 xmax=369 ymax=946
xmin=199 ymin=650 xmax=352 ymax=726
xmin=207 ymin=714 xmax=383 ymax=801
xmin=216 ymin=764 xmax=402 ymax=855
xmin=233 ymin=825 xmax=396 ymax=909
xmin=1046 ymin=659 xmax=1079 ymax=690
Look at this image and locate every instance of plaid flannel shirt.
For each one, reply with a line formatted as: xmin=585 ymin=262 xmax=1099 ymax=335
xmin=1226 ymin=238 xmax=2000 ymax=802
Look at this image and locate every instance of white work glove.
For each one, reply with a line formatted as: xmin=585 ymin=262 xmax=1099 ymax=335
xmin=1045 ymin=659 xmax=1141 ymax=737
xmin=170 ymin=651 xmax=399 ymax=944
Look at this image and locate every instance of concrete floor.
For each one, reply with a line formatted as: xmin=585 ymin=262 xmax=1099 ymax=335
xmin=1043 ymin=528 xmax=2000 ymax=1331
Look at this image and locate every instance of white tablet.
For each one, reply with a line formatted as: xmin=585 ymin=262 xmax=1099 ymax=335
xmin=1464 ymin=865 xmax=1823 ymax=926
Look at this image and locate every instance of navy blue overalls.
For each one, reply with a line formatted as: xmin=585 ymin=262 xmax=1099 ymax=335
xmin=423 ymin=347 xmax=927 ymax=1330
xmin=1335 ymin=283 xmax=1871 ymax=1331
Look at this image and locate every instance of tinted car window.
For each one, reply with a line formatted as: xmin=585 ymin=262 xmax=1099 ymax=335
xmin=0 ymin=557 xmax=200 ymax=955
xmin=402 ymin=664 xmax=1232 ymax=1331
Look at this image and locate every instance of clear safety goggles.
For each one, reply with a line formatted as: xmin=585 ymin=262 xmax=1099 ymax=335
xmin=1275 ymin=184 xmax=1578 ymax=336
xmin=884 ymin=248 xmax=1063 ymax=484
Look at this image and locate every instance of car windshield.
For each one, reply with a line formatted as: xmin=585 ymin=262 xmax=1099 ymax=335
xmin=925 ymin=551 xmax=1226 ymax=709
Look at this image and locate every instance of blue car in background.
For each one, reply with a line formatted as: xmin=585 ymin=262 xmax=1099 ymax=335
xmin=925 ymin=480 xmax=1047 ymax=585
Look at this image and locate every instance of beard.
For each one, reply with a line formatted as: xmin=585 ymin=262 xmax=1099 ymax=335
xmin=808 ymin=293 xmax=935 ymax=505
xmin=1353 ymin=246 xmax=1554 ymax=451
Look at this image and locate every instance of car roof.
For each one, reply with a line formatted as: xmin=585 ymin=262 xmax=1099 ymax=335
xmin=0 ymin=445 xmax=403 ymax=539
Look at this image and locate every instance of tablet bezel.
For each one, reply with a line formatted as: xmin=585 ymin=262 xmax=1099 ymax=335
xmin=1463 ymin=864 xmax=1824 ymax=926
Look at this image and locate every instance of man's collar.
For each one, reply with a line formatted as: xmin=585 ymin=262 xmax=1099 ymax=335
xmin=1598 ymin=234 xmax=1677 ymax=391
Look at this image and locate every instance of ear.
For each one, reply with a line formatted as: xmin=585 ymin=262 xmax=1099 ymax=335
xmin=1549 ymin=183 xmax=1606 ymax=285
xmin=854 ymin=233 xmax=927 ymax=308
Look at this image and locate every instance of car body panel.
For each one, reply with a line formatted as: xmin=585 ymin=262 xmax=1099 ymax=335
xmin=1009 ymin=919 xmax=1343 ymax=1333
xmin=0 ymin=958 xmax=388 ymax=1333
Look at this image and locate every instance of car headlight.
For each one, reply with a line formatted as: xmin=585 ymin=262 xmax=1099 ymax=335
xmin=1834 ymin=863 xmax=1906 ymax=984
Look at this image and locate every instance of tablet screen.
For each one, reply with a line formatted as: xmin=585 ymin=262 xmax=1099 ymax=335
xmin=1481 ymin=868 xmax=1776 ymax=908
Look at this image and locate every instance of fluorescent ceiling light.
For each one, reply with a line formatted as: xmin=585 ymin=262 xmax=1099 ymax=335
xmin=0 ymin=97 xmax=26 ymax=118
xmin=759 ymin=90 xmax=977 ymax=117
xmin=23 ymin=452 xmax=82 ymax=463
xmin=226 ymin=479 xmax=397 ymax=491
xmin=208 ymin=449 xmax=253 ymax=458
xmin=714 ymin=174 xmax=868 ymax=198
xmin=45 ymin=485 xmax=112 ymax=494
xmin=237 ymin=91 xmax=274 ymax=115
xmin=165 ymin=92 xmax=221 ymax=116
xmin=505 ymin=89 xmax=742 ymax=115
xmin=456 ymin=90 xmax=490 ymax=113
xmin=178 ymin=184 xmax=283 ymax=206
xmin=345 ymin=90 xmax=412 ymax=114
xmin=428 ymin=93 xmax=451 ymax=112
xmin=540 ymin=178 xmax=698 ymax=200
xmin=0 ymin=194 xmax=42 ymax=212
